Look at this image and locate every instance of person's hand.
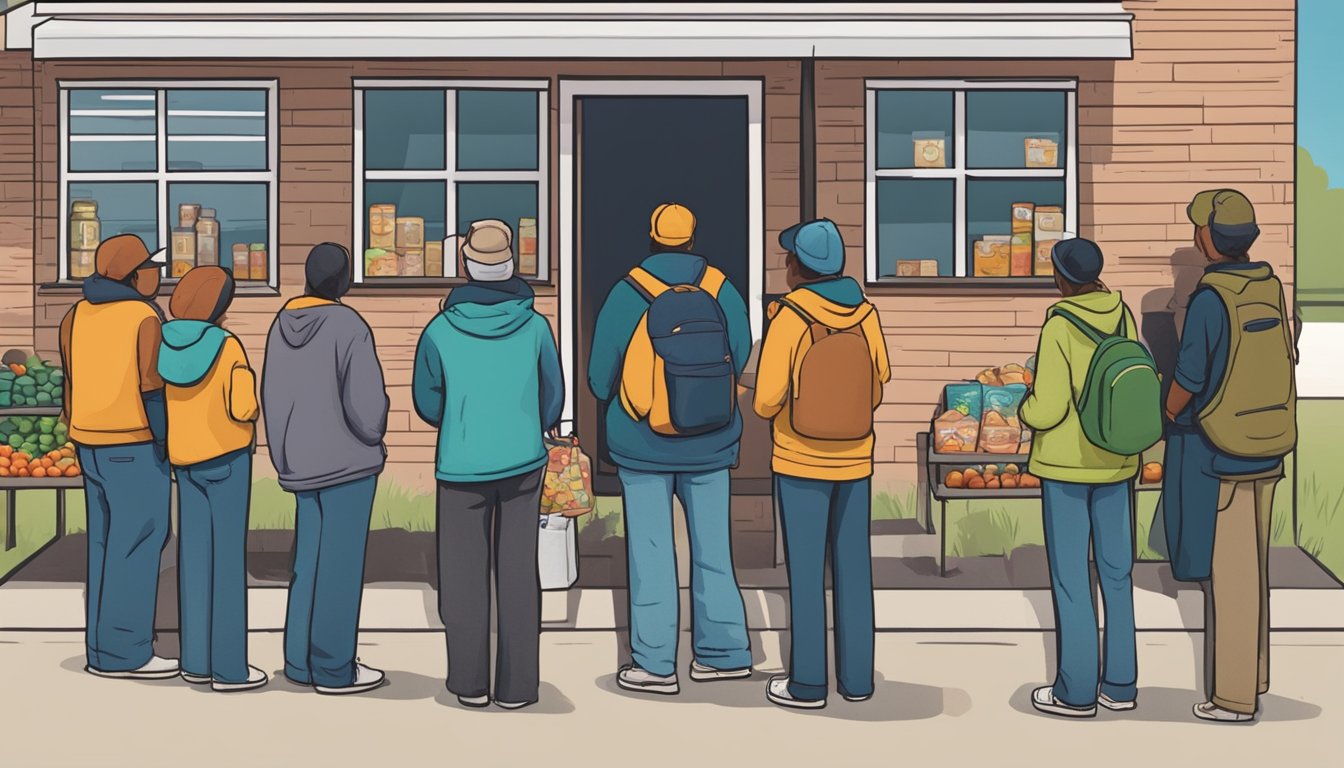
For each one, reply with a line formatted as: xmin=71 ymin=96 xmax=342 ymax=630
xmin=546 ymin=427 xmax=561 ymax=441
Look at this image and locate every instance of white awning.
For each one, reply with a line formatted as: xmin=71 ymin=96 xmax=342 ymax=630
xmin=15 ymin=2 xmax=1134 ymax=60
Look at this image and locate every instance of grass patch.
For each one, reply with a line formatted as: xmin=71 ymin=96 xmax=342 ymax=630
xmin=577 ymin=495 xmax=625 ymax=541
xmin=872 ymin=488 xmax=918 ymax=521
xmin=944 ymin=499 xmax=1044 ymax=558
xmin=0 ymin=488 xmax=85 ymax=581
xmin=1297 ymin=400 xmax=1344 ymax=580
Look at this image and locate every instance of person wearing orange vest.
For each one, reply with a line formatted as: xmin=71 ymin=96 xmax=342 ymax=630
xmin=753 ymin=219 xmax=890 ymax=709
xmin=58 ymin=234 xmax=178 ymax=680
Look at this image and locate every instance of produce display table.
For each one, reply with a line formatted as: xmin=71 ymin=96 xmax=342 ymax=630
xmin=1 ymin=406 xmax=76 ymax=553
xmin=915 ymin=432 xmax=1159 ymax=576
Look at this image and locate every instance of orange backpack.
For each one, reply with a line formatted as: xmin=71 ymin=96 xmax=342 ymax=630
xmin=778 ymin=298 xmax=877 ymax=441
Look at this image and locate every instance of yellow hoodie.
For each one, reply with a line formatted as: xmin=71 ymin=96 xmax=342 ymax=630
xmin=160 ymin=328 xmax=258 ymax=467
xmin=753 ymin=281 xmax=890 ymax=481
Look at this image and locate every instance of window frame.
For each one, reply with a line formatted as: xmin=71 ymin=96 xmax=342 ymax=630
xmin=864 ymin=78 xmax=1078 ymax=286
xmin=58 ymin=79 xmax=280 ymax=287
xmin=353 ymin=79 xmax=550 ymax=283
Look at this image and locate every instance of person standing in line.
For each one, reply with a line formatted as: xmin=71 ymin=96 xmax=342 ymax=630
xmin=413 ymin=220 xmax=564 ymax=710
xmin=262 ymin=242 xmax=390 ymax=695
xmin=158 ymin=266 xmax=267 ymax=692
xmin=1020 ymin=238 xmax=1142 ymax=718
xmin=752 ymin=219 xmax=890 ymax=710
xmin=59 ymin=234 xmax=178 ymax=680
xmin=588 ymin=203 xmax=753 ymax=695
xmin=1163 ymin=190 xmax=1296 ymax=723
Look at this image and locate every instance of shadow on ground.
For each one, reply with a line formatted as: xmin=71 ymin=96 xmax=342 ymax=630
xmin=1009 ymin=683 xmax=1321 ymax=724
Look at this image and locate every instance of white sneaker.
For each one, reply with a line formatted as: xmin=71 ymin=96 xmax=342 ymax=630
xmin=1193 ymin=701 xmax=1255 ymax=723
xmin=495 ymin=699 xmax=535 ymax=710
xmin=181 ymin=671 xmax=212 ymax=685
xmin=617 ymin=664 xmax=679 ymax=695
xmin=766 ymin=676 xmax=826 ymax=710
xmin=689 ymin=660 xmax=752 ymax=682
xmin=212 ymin=666 xmax=269 ymax=693
xmin=841 ymin=691 xmax=873 ymax=703
xmin=314 ymin=663 xmax=387 ymax=696
xmin=1098 ymin=692 xmax=1136 ymax=711
xmin=1030 ymin=686 xmax=1097 ymax=718
xmin=457 ymin=694 xmax=490 ymax=708
xmin=86 ymin=655 xmax=180 ymax=680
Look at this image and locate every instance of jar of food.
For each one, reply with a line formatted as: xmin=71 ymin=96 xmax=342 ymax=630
xmin=70 ymin=200 xmax=100 ymax=278
xmin=232 ymin=243 xmax=250 ymax=278
xmin=395 ymin=217 xmax=425 ymax=250
xmin=195 ymin=208 xmax=219 ymax=267
xmin=179 ymin=203 xmax=201 ymax=230
xmin=369 ymin=204 xmax=396 ymax=249
xmin=249 ymin=243 xmax=267 ymax=281
xmin=171 ymin=228 xmax=196 ymax=277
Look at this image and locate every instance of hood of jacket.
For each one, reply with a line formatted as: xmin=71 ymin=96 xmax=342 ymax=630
xmin=1050 ymin=289 xmax=1128 ymax=334
xmin=158 ymin=319 xmax=231 ymax=387
xmin=274 ymin=296 xmax=347 ymax=349
xmin=443 ymin=277 xmax=535 ymax=310
xmin=1203 ymin=261 xmax=1274 ymax=286
xmin=444 ymin=295 xmax=536 ymax=339
xmin=82 ymin=273 xmax=165 ymax=318
xmin=780 ymin=277 xmax=870 ymax=329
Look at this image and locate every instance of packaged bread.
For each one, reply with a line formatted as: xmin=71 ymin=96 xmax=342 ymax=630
xmin=1033 ymin=206 xmax=1064 ymax=276
xmin=934 ymin=383 xmax=983 ymax=453
xmin=913 ymin=131 xmax=947 ymax=169
xmin=978 ymin=384 xmax=1028 ymax=454
xmin=896 ymin=260 xmax=921 ymax=277
xmin=364 ymin=247 xmax=399 ymax=277
xmin=425 ymin=241 xmax=444 ymax=277
xmin=1025 ymin=136 xmax=1059 ymax=168
xmin=369 ymin=204 xmax=396 ymax=249
xmin=400 ymin=248 xmax=425 ymax=277
xmin=974 ymin=236 xmax=1011 ymax=277
xmin=396 ymin=217 xmax=425 ymax=250
xmin=919 ymin=260 xmax=940 ymax=276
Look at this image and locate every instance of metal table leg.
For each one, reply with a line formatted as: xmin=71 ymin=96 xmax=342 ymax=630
xmin=55 ymin=488 xmax=66 ymax=541
xmin=916 ymin=432 xmax=932 ymax=534
xmin=938 ymin=498 xmax=948 ymax=577
xmin=4 ymin=489 xmax=15 ymax=551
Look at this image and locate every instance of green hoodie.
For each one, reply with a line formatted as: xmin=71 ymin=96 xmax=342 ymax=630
xmin=1020 ymin=290 xmax=1140 ymax=485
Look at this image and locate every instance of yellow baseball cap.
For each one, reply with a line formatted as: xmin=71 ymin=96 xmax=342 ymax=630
xmin=650 ymin=203 xmax=696 ymax=247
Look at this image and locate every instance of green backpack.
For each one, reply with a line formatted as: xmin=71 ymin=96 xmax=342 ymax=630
xmin=1050 ymin=307 xmax=1163 ymax=457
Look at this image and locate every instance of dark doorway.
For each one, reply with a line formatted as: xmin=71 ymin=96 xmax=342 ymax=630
xmin=574 ymin=95 xmax=751 ymax=493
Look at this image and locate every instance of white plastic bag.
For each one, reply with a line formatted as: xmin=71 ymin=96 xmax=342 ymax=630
xmin=537 ymin=514 xmax=577 ymax=590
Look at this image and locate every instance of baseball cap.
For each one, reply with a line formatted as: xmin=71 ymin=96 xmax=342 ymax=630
xmin=1187 ymin=188 xmax=1260 ymax=255
xmin=650 ymin=203 xmax=696 ymax=247
xmin=779 ymin=219 xmax=845 ymax=276
xmin=95 ymin=234 xmax=165 ymax=281
xmin=1051 ymin=236 xmax=1104 ymax=285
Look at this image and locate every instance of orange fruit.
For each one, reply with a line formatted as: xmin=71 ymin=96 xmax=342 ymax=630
xmin=0 ymin=457 xmax=9 ymax=469
xmin=40 ymin=458 xmax=53 ymax=469
xmin=31 ymin=467 xmax=46 ymax=478
xmin=0 ymin=467 xmax=8 ymax=477
xmin=66 ymin=465 xmax=81 ymax=477
xmin=0 ymin=445 xmax=11 ymax=458
xmin=967 ymin=476 xmax=986 ymax=490
xmin=945 ymin=470 xmax=965 ymax=489
xmin=16 ymin=467 xmax=30 ymax=477
xmin=985 ymin=477 xmax=1001 ymax=489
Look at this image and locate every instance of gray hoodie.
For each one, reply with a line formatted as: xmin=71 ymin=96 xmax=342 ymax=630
xmin=262 ymin=297 xmax=389 ymax=492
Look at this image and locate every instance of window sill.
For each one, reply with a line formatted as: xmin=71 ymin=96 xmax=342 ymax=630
xmin=347 ymin=276 xmax=552 ymax=295
xmin=38 ymin=281 xmax=280 ymax=297
xmin=865 ymin=277 xmax=1059 ymax=295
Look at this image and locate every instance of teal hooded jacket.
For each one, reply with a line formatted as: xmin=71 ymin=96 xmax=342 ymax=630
xmin=412 ymin=279 xmax=564 ymax=483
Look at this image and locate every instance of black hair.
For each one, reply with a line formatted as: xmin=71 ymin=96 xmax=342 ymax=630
xmin=786 ymin=251 xmax=826 ymax=282
xmin=650 ymin=238 xmax=695 ymax=254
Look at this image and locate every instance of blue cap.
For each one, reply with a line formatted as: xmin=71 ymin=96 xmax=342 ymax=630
xmin=1051 ymin=237 xmax=1104 ymax=285
xmin=779 ymin=219 xmax=844 ymax=276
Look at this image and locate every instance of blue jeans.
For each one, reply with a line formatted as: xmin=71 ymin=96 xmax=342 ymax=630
xmin=283 ymin=475 xmax=376 ymax=688
xmin=777 ymin=475 xmax=875 ymax=701
xmin=1041 ymin=479 xmax=1138 ymax=707
xmin=619 ymin=468 xmax=750 ymax=677
xmin=176 ymin=449 xmax=252 ymax=684
xmin=77 ymin=442 xmax=172 ymax=672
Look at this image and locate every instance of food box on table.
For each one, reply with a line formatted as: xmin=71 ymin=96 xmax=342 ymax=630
xmin=933 ymin=383 xmax=983 ymax=453
xmin=978 ymin=384 xmax=1027 ymax=454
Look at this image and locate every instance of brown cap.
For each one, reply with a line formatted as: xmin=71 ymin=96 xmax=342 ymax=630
xmin=169 ymin=265 xmax=235 ymax=322
xmin=96 ymin=234 xmax=162 ymax=281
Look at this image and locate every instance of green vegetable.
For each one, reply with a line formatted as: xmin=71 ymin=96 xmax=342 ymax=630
xmin=38 ymin=417 xmax=55 ymax=434
xmin=38 ymin=435 xmax=54 ymax=448
xmin=0 ymin=370 xmax=14 ymax=382
xmin=35 ymin=392 xmax=52 ymax=405
xmin=21 ymin=385 xmax=36 ymax=398
xmin=14 ymin=375 xmax=33 ymax=388
xmin=8 ymin=434 xmax=22 ymax=449
xmin=25 ymin=355 xmax=42 ymax=371
xmin=0 ymin=393 xmax=10 ymax=408
xmin=53 ymin=387 xmax=63 ymax=400
xmin=20 ymin=443 xmax=37 ymax=457
xmin=50 ymin=371 xmax=64 ymax=385
xmin=0 ymin=380 xmax=10 ymax=394
xmin=34 ymin=372 xmax=49 ymax=386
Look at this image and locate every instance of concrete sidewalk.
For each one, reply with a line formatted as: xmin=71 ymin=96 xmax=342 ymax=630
xmin=0 ymin=629 xmax=1335 ymax=767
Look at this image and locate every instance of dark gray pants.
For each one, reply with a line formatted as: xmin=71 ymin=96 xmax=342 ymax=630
xmin=437 ymin=468 xmax=544 ymax=703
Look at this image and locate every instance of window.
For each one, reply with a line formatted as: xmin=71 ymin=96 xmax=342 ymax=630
xmin=354 ymin=81 xmax=548 ymax=282
xmin=865 ymin=80 xmax=1077 ymax=283
xmin=60 ymin=82 xmax=278 ymax=285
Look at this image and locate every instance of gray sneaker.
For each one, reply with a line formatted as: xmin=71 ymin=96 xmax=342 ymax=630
xmin=689 ymin=660 xmax=752 ymax=682
xmin=617 ymin=664 xmax=679 ymax=695
xmin=1098 ymin=692 xmax=1136 ymax=711
xmin=1193 ymin=701 xmax=1254 ymax=723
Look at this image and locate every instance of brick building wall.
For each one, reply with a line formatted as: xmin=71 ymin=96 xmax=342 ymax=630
xmin=0 ymin=50 xmax=34 ymax=352
xmin=814 ymin=0 xmax=1295 ymax=497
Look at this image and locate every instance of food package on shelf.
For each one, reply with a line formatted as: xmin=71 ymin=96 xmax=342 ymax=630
xmin=540 ymin=437 xmax=594 ymax=517
xmin=1010 ymin=202 xmax=1035 ymax=277
xmin=1034 ymin=205 xmax=1064 ymax=276
xmin=369 ymin=204 xmax=396 ymax=249
xmin=518 ymin=217 xmax=538 ymax=276
xmin=919 ymin=260 xmax=940 ymax=276
xmin=400 ymin=249 xmax=425 ymax=277
xmin=975 ymin=361 xmax=1034 ymax=388
xmin=364 ymin=248 xmax=399 ymax=278
xmin=425 ymin=241 xmax=444 ymax=277
xmin=897 ymin=260 xmax=941 ymax=277
xmin=933 ymin=383 xmax=982 ymax=453
xmin=973 ymin=236 xmax=1011 ymax=277
xmin=0 ymin=352 xmax=65 ymax=410
xmin=977 ymin=384 xmax=1028 ymax=454
xmin=395 ymin=217 xmax=425 ymax=250
xmin=1024 ymin=136 xmax=1060 ymax=168
xmin=171 ymin=228 xmax=196 ymax=278
xmin=913 ymin=131 xmax=947 ymax=169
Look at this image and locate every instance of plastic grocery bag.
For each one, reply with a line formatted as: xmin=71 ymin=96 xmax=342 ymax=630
xmin=541 ymin=436 xmax=594 ymax=517
xmin=538 ymin=514 xmax=578 ymax=590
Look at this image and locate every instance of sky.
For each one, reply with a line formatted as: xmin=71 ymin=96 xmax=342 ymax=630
xmin=1301 ymin=0 xmax=1344 ymax=187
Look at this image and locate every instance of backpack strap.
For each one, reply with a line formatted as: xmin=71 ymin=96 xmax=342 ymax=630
xmin=624 ymin=267 xmax=671 ymax=304
xmin=1049 ymin=307 xmax=1119 ymax=345
xmin=779 ymin=297 xmax=874 ymax=343
xmin=697 ymin=266 xmax=727 ymax=299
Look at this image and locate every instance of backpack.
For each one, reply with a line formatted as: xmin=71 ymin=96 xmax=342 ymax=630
xmin=1195 ymin=270 xmax=1297 ymax=458
xmin=618 ymin=263 xmax=736 ymax=436
xmin=1050 ymin=306 xmax=1162 ymax=457
xmin=778 ymin=297 xmax=877 ymax=441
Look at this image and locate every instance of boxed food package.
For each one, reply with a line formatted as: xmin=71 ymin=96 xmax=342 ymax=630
xmin=1010 ymin=232 xmax=1033 ymax=277
xmin=364 ymin=247 xmax=399 ymax=277
xmin=396 ymin=217 xmax=425 ymax=250
xmin=178 ymin=203 xmax=201 ymax=230
xmin=1024 ymin=136 xmax=1059 ymax=168
xmin=171 ymin=228 xmax=196 ymax=278
xmin=232 ymin=243 xmax=249 ymax=277
xmin=401 ymin=248 xmax=425 ymax=277
xmin=920 ymin=259 xmax=940 ymax=276
xmin=913 ymin=131 xmax=947 ymax=169
xmin=425 ymin=241 xmax=444 ymax=277
xmin=978 ymin=384 xmax=1028 ymax=454
xmin=974 ymin=236 xmax=1011 ymax=277
xmin=518 ymin=217 xmax=538 ymax=276
xmin=369 ymin=204 xmax=396 ymax=249
xmin=1034 ymin=205 xmax=1064 ymax=276
xmin=897 ymin=260 xmax=941 ymax=277
xmin=248 ymin=243 xmax=267 ymax=281
xmin=933 ymin=383 xmax=983 ymax=453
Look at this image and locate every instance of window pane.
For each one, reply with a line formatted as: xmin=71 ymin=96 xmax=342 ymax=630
xmin=364 ymin=90 xmax=446 ymax=171
xmin=966 ymin=91 xmax=1067 ymax=170
xmin=456 ymin=182 xmax=539 ymax=275
xmin=167 ymin=139 xmax=267 ymax=172
xmin=68 ymin=89 xmax=157 ymax=172
xmin=456 ymin=90 xmax=540 ymax=171
xmin=876 ymin=90 xmax=954 ymax=170
xmin=363 ymin=181 xmax=447 ymax=277
xmin=167 ymin=90 xmax=267 ymax=135
xmin=876 ymin=178 xmax=954 ymax=278
xmin=966 ymin=179 xmax=1066 ymax=277
xmin=168 ymin=183 xmax=269 ymax=281
xmin=69 ymin=138 xmax=157 ymax=173
xmin=66 ymin=182 xmax=158 ymax=279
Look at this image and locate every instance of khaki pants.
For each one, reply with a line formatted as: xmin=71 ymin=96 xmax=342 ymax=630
xmin=1207 ymin=473 xmax=1279 ymax=715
